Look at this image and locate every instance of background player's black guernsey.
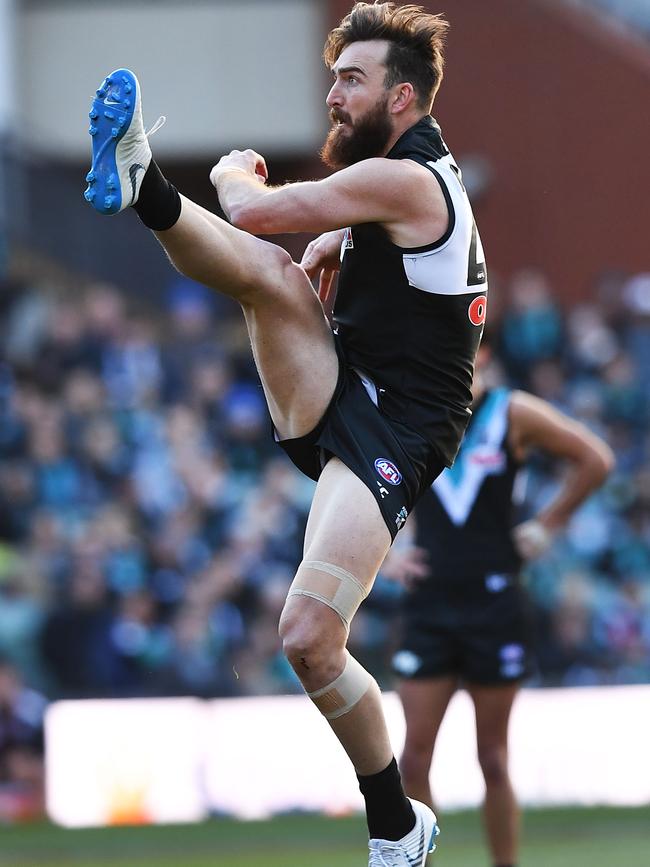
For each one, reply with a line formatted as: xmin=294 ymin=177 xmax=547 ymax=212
xmin=333 ymin=116 xmax=487 ymax=466
xmin=413 ymin=388 xmax=523 ymax=583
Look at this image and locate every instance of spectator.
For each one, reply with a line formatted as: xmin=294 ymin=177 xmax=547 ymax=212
xmin=0 ymin=659 xmax=46 ymax=821
xmin=0 ymin=272 xmax=646 ymax=703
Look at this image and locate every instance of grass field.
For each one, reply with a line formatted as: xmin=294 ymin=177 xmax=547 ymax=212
xmin=3 ymin=807 xmax=649 ymax=867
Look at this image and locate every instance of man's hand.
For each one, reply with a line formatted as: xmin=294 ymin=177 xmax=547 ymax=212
xmin=301 ymin=230 xmax=344 ymax=278
xmin=301 ymin=230 xmax=345 ymax=307
xmin=512 ymin=519 xmax=554 ymax=560
xmin=380 ymin=544 xmax=430 ymax=590
xmin=209 ymin=149 xmax=268 ymax=189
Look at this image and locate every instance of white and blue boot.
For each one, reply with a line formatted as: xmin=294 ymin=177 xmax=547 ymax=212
xmin=84 ymin=68 xmax=164 ymax=215
xmin=368 ymin=799 xmax=440 ymax=866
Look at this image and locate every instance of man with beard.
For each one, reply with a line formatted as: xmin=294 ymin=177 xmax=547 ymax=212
xmin=83 ymin=3 xmax=486 ymax=864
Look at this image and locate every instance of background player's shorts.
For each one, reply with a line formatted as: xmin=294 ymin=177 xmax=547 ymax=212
xmin=392 ymin=572 xmax=535 ymax=684
xmin=277 ymin=335 xmax=445 ymax=541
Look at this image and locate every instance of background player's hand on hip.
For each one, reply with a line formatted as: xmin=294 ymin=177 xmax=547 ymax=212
xmin=512 ymin=519 xmax=554 ymax=560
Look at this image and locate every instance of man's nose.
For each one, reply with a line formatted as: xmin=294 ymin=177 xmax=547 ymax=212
xmin=326 ymin=82 xmax=343 ymax=108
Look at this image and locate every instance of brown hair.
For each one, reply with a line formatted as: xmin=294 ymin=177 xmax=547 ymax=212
xmin=323 ymin=2 xmax=449 ymax=110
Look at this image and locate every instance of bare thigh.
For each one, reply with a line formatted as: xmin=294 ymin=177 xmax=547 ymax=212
xmin=157 ymin=197 xmax=339 ymax=439
xmin=304 ymin=457 xmax=391 ymax=566
xmin=240 ymin=280 xmax=338 ymax=441
xmin=280 ymin=458 xmax=393 ymax=654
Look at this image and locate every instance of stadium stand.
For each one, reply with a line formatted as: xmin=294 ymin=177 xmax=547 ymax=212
xmin=0 ymin=265 xmax=648 ymax=711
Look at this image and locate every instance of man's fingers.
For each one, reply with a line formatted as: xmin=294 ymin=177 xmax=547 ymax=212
xmin=300 ymin=242 xmax=316 ymax=267
xmin=301 ymin=243 xmax=323 ymax=279
xmin=254 ymin=157 xmax=268 ymax=182
xmin=318 ymin=269 xmax=336 ymax=304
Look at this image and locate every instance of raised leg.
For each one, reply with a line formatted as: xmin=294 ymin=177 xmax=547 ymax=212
xmin=84 ymin=68 xmax=338 ymax=441
xmin=153 ymin=196 xmax=339 ymax=440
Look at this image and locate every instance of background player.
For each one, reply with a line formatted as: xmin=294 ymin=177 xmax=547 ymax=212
xmin=386 ymin=340 xmax=614 ymax=867
xmin=83 ymin=3 xmax=488 ymax=863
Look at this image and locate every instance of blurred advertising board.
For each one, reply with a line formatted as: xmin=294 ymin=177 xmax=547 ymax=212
xmin=45 ymin=687 xmax=650 ymax=827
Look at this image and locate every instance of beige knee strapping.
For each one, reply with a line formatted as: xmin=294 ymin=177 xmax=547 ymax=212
xmin=308 ymin=652 xmax=373 ymax=720
xmin=287 ymin=560 xmax=368 ymax=629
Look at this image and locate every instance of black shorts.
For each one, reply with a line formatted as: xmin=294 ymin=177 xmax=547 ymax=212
xmin=392 ymin=572 xmax=535 ymax=684
xmin=277 ymin=335 xmax=445 ymax=541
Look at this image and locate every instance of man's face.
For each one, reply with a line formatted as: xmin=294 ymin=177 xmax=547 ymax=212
xmin=322 ymin=40 xmax=395 ymax=169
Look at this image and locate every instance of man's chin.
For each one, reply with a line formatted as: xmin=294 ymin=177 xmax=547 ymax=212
xmin=320 ymin=130 xmax=351 ymax=169
xmin=320 ymin=151 xmax=349 ymax=170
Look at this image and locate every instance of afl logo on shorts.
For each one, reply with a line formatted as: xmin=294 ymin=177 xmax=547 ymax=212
xmin=468 ymin=294 xmax=487 ymax=326
xmin=374 ymin=458 xmax=402 ymax=486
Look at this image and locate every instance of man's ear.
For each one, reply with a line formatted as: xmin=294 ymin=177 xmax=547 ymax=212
xmin=390 ymin=82 xmax=416 ymax=115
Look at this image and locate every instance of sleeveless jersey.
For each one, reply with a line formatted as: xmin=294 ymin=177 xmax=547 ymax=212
xmin=333 ymin=115 xmax=488 ymax=466
xmin=414 ymin=388 xmax=523 ymax=580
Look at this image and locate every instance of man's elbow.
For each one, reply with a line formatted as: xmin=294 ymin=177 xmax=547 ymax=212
xmin=590 ymin=441 xmax=615 ymax=485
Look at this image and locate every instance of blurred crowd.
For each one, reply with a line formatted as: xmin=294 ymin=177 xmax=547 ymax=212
xmin=0 ymin=263 xmax=649 ymax=796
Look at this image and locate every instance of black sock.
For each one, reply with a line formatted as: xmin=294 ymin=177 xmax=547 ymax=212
xmin=495 ymin=863 xmax=516 ymax=867
xmin=133 ymin=159 xmax=181 ymax=231
xmin=357 ymin=757 xmax=415 ymax=841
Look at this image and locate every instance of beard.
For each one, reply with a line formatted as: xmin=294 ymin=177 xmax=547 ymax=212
xmin=320 ymin=95 xmax=394 ymax=169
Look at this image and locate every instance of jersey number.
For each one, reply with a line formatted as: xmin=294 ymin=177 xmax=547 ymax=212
xmin=467 ymin=219 xmax=487 ymax=287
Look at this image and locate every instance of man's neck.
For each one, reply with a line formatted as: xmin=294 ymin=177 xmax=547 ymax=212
xmin=381 ymin=112 xmax=428 ymax=156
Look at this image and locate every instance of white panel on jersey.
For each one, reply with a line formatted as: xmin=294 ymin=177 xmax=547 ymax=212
xmin=402 ymin=154 xmax=487 ymax=296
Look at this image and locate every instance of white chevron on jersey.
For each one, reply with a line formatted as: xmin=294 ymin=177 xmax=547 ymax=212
xmin=433 ymin=389 xmax=510 ymax=525
xmin=402 ymin=154 xmax=487 ymax=296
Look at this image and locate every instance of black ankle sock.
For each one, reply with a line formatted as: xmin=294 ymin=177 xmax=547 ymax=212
xmin=357 ymin=757 xmax=415 ymax=841
xmin=133 ymin=159 xmax=181 ymax=231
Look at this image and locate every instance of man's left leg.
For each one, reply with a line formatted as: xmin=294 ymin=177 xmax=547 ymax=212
xmin=468 ymin=683 xmax=520 ymax=867
xmin=279 ymin=458 xmax=438 ymax=865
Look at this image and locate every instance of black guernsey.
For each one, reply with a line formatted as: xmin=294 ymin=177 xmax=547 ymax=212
xmin=413 ymin=388 xmax=523 ymax=580
xmin=333 ymin=116 xmax=488 ymax=466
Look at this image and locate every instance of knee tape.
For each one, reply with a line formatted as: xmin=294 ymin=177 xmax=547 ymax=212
xmin=308 ymin=652 xmax=373 ymax=720
xmin=287 ymin=560 xmax=368 ymax=629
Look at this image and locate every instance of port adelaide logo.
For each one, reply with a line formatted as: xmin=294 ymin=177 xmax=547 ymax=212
xmin=374 ymin=458 xmax=402 ymax=486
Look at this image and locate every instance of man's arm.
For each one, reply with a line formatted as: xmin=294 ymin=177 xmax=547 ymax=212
xmin=209 ymin=149 xmax=444 ymax=236
xmin=379 ymin=515 xmax=430 ymax=590
xmin=508 ymin=390 xmax=614 ymax=558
